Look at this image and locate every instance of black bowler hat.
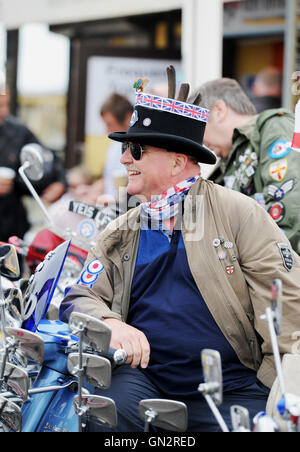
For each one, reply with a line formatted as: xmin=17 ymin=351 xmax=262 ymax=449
xmin=109 ymin=66 xmax=216 ymax=165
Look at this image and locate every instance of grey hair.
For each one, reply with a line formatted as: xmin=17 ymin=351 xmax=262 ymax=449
xmin=190 ymin=78 xmax=257 ymax=115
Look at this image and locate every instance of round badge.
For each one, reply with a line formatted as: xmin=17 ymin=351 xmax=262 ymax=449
xmin=87 ymin=259 xmax=104 ymax=275
xmin=268 ymin=140 xmax=291 ymax=159
xmin=143 ymin=118 xmax=151 ymax=127
xmin=213 ymin=238 xmax=221 ymax=248
xmin=224 ymin=241 xmax=233 ymax=249
xmin=79 ymin=220 xmax=95 ymax=239
xmin=268 ymin=202 xmax=285 ymax=223
xmin=80 ymin=271 xmax=99 ymax=285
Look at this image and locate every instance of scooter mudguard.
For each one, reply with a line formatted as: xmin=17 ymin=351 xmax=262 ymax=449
xmin=21 ymin=367 xmax=76 ymax=432
xmin=35 ymin=387 xmax=78 ymax=432
xmin=21 ymin=319 xmax=80 ymax=432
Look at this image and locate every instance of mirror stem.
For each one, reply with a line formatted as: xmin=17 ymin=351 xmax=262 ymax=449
xmin=0 ymin=346 xmax=9 ymax=384
xmin=265 ymin=307 xmax=286 ymax=396
xmin=144 ymin=409 xmax=157 ymax=432
xmin=203 ymin=394 xmax=230 ymax=433
xmin=77 ymin=324 xmax=84 ymax=433
xmin=19 ymin=164 xmax=53 ymax=226
xmin=0 ymin=275 xmax=8 ymax=382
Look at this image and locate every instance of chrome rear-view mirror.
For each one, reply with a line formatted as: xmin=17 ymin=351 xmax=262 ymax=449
xmin=0 ymin=395 xmax=22 ymax=432
xmin=0 ymin=245 xmax=20 ymax=281
xmin=74 ymin=395 xmax=117 ymax=428
xmin=0 ymin=361 xmax=29 ymax=401
xmin=5 ymin=328 xmax=44 ymax=365
xmin=68 ymin=353 xmax=111 ymax=389
xmin=69 ymin=312 xmax=111 ymax=353
xmin=20 ymin=143 xmax=44 ymax=181
xmin=139 ymin=399 xmax=187 ymax=432
xmin=200 ymin=348 xmax=223 ymax=406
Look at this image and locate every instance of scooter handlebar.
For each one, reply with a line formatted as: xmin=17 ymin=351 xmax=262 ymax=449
xmin=104 ymin=348 xmax=128 ymax=365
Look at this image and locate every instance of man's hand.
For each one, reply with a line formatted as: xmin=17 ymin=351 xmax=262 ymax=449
xmin=0 ymin=177 xmax=13 ymax=196
xmin=103 ymin=318 xmax=150 ymax=369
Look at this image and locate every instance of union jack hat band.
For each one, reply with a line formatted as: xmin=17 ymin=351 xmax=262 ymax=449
xmin=109 ymin=93 xmax=216 ymax=164
xmin=136 ymin=92 xmax=210 ymax=123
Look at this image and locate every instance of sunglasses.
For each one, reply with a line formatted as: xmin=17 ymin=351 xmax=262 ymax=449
xmin=121 ymin=142 xmax=147 ymax=160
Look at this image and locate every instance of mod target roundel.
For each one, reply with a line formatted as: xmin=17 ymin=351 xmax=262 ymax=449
xmin=87 ymin=259 xmax=104 ymax=274
xmin=80 ymin=271 xmax=99 ymax=286
xmin=77 ymin=259 xmax=104 ymax=288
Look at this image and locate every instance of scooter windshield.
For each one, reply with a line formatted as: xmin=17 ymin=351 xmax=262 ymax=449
xmin=22 ymin=240 xmax=71 ymax=332
xmin=49 ymin=197 xmax=119 ymax=248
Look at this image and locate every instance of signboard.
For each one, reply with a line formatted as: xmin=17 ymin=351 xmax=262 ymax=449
xmin=224 ymin=0 xmax=299 ymax=35
xmin=0 ymin=0 xmax=183 ymax=29
xmin=85 ymin=56 xmax=181 ymax=136
xmin=83 ymin=55 xmax=215 ymax=179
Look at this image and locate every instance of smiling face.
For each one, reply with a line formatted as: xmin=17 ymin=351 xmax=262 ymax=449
xmin=120 ymin=144 xmax=180 ymax=201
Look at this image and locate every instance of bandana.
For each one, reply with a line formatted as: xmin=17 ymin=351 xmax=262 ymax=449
xmin=140 ymin=173 xmax=201 ymax=225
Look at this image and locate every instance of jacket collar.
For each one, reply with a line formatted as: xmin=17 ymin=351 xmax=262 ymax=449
xmin=219 ymin=115 xmax=258 ymax=174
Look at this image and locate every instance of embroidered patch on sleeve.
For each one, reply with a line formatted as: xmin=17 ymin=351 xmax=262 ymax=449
xmin=268 ymin=202 xmax=286 ymax=223
xmin=77 ymin=259 xmax=104 ymax=288
xmin=267 ymin=179 xmax=295 ymax=201
xmin=268 ymin=140 xmax=291 ymax=159
xmin=269 ymin=159 xmax=288 ymax=182
xmin=277 ymin=243 xmax=293 ymax=271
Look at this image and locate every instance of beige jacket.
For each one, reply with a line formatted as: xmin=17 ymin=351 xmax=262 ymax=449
xmin=61 ymin=179 xmax=300 ymax=388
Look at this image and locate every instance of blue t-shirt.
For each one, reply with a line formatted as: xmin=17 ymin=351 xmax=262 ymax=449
xmin=128 ymin=228 xmax=256 ymax=399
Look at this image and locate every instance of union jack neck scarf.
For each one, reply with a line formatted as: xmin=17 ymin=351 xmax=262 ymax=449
xmin=140 ymin=172 xmax=201 ymax=223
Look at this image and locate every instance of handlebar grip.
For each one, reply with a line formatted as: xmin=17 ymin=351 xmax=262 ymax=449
xmin=105 ymin=348 xmax=128 ymax=365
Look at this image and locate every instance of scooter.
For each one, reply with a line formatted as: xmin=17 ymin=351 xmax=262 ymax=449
xmin=9 ymin=143 xmax=119 ymax=319
xmin=0 ymin=241 xmax=127 ymax=432
xmin=0 ymin=242 xmax=196 ymax=434
xmin=1 ymin=244 xmax=295 ymax=433
xmin=197 ymin=278 xmax=300 ymax=433
xmin=260 ymin=279 xmax=300 ymax=432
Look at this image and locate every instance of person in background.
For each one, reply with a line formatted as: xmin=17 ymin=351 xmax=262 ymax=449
xmin=48 ymin=164 xmax=97 ymax=210
xmin=47 ymin=165 xmax=105 ymax=237
xmin=99 ymin=93 xmax=133 ymax=201
xmin=65 ymin=165 xmax=96 ymax=203
xmin=193 ymin=78 xmax=300 ymax=254
xmin=251 ymin=67 xmax=282 ymax=113
xmin=0 ymin=88 xmax=67 ymax=242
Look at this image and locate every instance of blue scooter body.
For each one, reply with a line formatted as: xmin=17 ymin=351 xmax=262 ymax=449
xmin=21 ymin=319 xmax=79 ymax=432
xmin=8 ymin=239 xmax=94 ymax=432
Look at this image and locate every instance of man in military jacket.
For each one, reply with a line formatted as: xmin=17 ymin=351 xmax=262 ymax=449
xmin=194 ymin=78 xmax=299 ymax=253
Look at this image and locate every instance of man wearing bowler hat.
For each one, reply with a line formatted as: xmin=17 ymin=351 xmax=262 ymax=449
xmin=60 ymin=67 xmax=300 ymax=432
